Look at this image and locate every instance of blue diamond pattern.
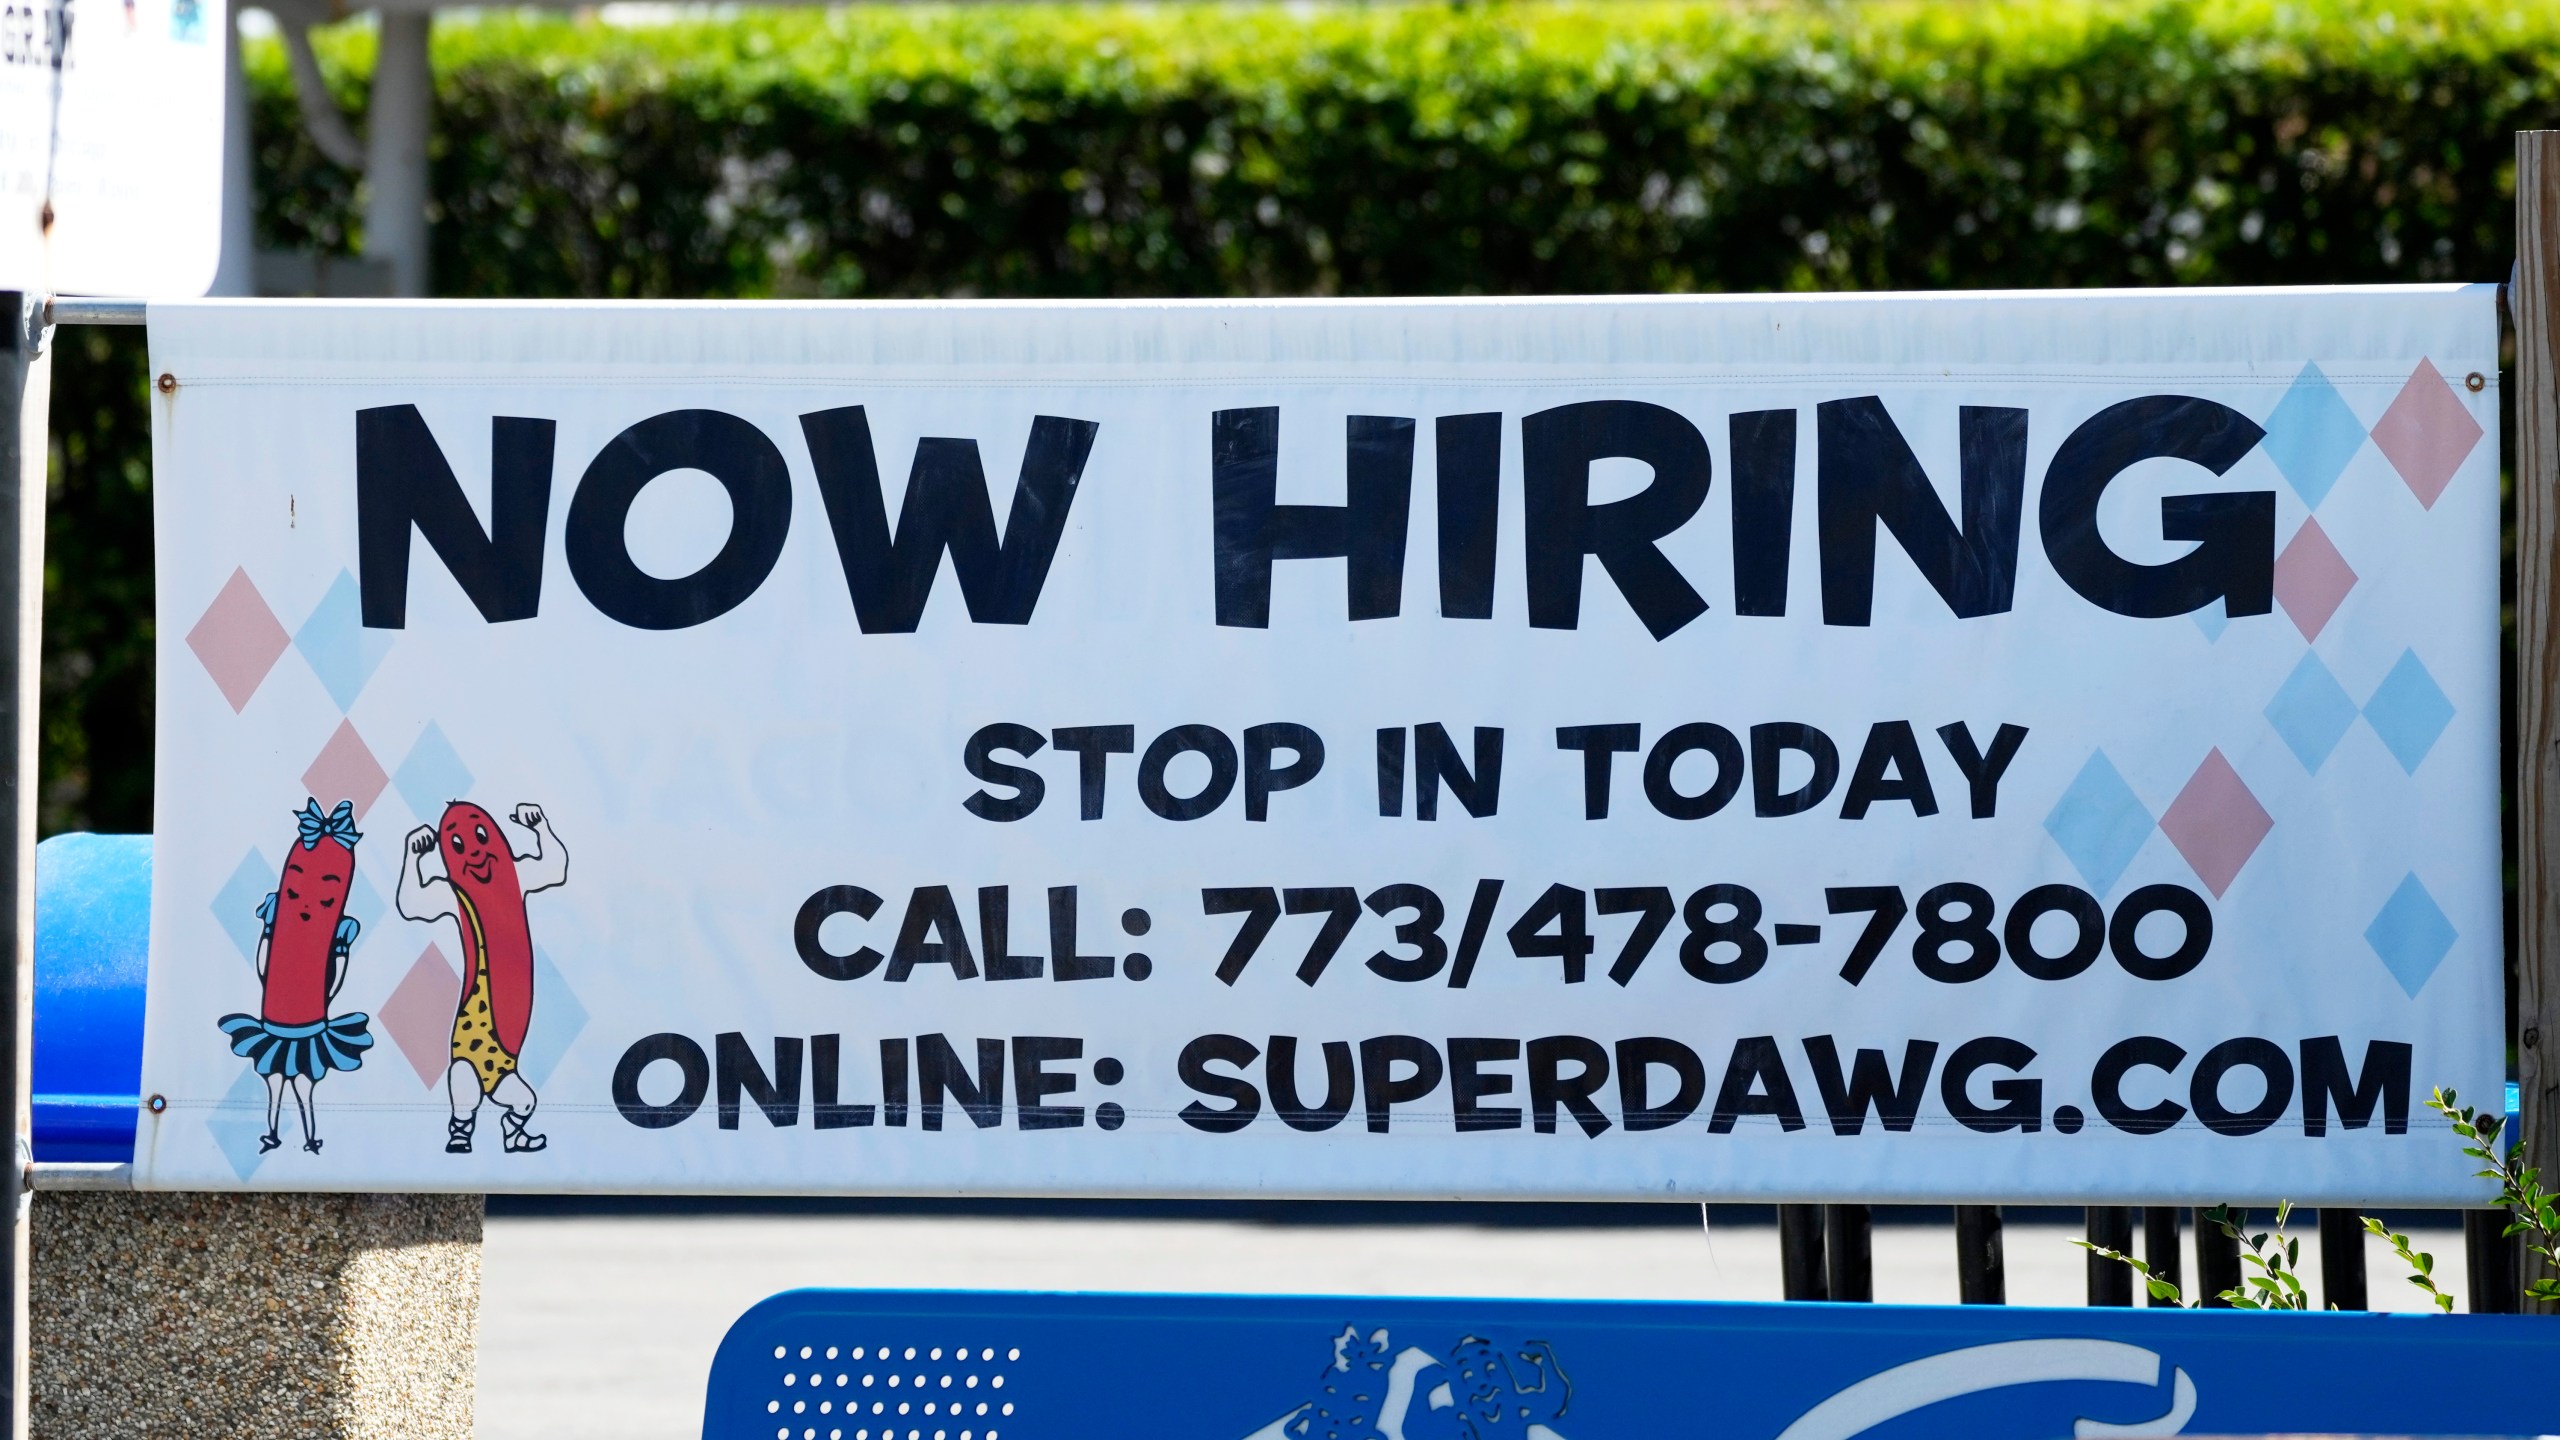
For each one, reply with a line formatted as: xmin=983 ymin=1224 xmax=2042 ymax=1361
xmin=392 ymin=723 xmax=474 ymax=825
xmin=2365 ymin=872 xmax=2457 ymax=998
xmin=2264 ymin=652 xmax=2359 ymax=773
xmin=516 ymin=944 xmax=588 ymax=1091
xmin=204 ymin=1067 xmax=275 ymax=1180
xmin=293 ymin=570 xmax=393 ymax=713
xmin=2043 ymin=751 xmax=2154 ymax=895
xmin=2363 ymin=649 xmax=2455 ymax=775
xmin=2193 ymin=600 xmax=2229 ymax=643
xmin=212 ymin=848 xmax=274 ymax=967
xmin=2260 ymin=363 xmax=2368 ymax=508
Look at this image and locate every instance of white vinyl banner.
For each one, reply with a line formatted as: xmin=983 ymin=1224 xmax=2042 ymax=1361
xmin=140 ymin=290 xmax=2503 ymax=1201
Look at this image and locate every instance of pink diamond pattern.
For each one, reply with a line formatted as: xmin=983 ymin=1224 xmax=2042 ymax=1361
xmin=380 ymin=943 xmax=461 ymax=1086
xmin=302 ymin=719 xmax=391 ymax=820
xmin=184 ymin=568 xmax=290 ymax=713
xmin=2158 ymin=748 xmax=2273 ymax=899
xmin=2273 ymin=517 xmax=2357 ymax=642
xmin=2369 ymin=358 xmax=2484 ymax=510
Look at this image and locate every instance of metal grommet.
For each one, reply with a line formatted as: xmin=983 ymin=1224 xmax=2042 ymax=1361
xmin=154 ymin=373 xmax=177 ymax=394
xmin=145 ymin=1094 xmax=167 ymax=1114
xmin=2466 ymin=371 xmax=2487 ymax=393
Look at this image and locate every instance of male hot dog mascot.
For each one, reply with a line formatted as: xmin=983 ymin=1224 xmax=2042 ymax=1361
xmin=397 ymin=799 xmax=568 ymax=1154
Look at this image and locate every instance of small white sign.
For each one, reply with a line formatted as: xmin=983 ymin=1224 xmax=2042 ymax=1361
xmin=0 ymin=0 xmax=227 ymax=296
xmin=137 ymin=290 xmax=2504 ymax=1202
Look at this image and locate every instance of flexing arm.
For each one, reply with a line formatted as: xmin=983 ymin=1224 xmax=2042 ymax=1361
xmin=396 ymin=826 xmax=458 ymax=923
xmin=510 ymin=803 xmax=569 ymax=893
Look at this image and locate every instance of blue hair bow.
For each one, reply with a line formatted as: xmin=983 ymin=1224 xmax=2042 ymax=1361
xmin=295 ymin=798 xmax=362 ymax=851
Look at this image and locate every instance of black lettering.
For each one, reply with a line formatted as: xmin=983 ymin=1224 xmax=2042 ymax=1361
xmin=963 ymin=723 xmax=1047 ymax=821
xmin=810 ymin=1033 xmax=874 ymax=1130
xmin=1643 ymin=722 xmax=1744 ymax=820
xmin=1012 ymin=1036 xmax=1084 ymax=1130
xmin=1730 ymin=408 xmax=1797 ymax=617
xmin=1377 ymin=727 xmax=1407 ymax=817
xmin=612 ymin=1032 xmax=709 ymax=1128
xmin=1360 ymin=1035 xmax=1445 ymax=1133
xmin=1556 ymin=723 xmax=1641 ymax=819
xmin=978 ymin=886 xmax=1043 ymax=981
xmin=2093 ymin=1036 xmax=2187 ymax=1135
xmin=1243 ymin=722 xmax=1325 ymax=821
xmin=1051 ymin=725 xmax=1135 ymax=820
xmin=2300 ymin=1037 xmax=2413 ymax=1136
xmin=1212 ymin=408 xmax=1415 ymax=626
xmin=1139 ymin=725 xmax=1238 ymax=820
xmin=916 ymin=1033 xmax=1005 ymax=1131
xmin=2191 ymin=1036 xmax=2293 ymax=1137
xmin=801 ymin=405 xmax=1097 ymax=633
xmin=794 ymin=885 xmax=884 ymax=981
xmin=357 ymin=406 xmax=554 ymax=628
xmin=1415 ymin=724 xmax=1502 ymax=820
xmin=1436 ymin=413 xmax=1502 ymax=619
xmin=1522 ymin=400 xmax=1712 ymax=638
xmin=1751 ymin=722 xmax=1839 ymax=818
xmin=1941 ymin=1035 xmax=2041 ymax=1133
xmin=881 ymin=1037 xmax=909 ymax=1127
xmin=1618 ymin=1036 xmax=1707 ymax=1133
xmin=2039 ymin=396 xmax=2271 ymax=619
xmin=1935 ymin=722 xmax=2030 ymax=818
xmin=1839 ymin=720 xmax=1939 ymax=819
xmin=1449 ymin=1037 xmax=1522 ymax=1132
xmin=566 ymin=409 xmax=793 ymax=631
xmin=1528 ymin=1035 xmax=1612 ymax=1137
xmin=1801 ymin=1036 xmax=1937 ymax=1135
xmin=1817 ymin=398 xmax=2025 ymax=626
xmin=1047 ymin=886 xmax=1114 ymax=981
xmin=1269 ymin=1036 xmax=1355 ymax=1132
xmin=715 ymin=1031 xmax=803 ymax=1129
xmin=1706 ymin=1035 xmax=1804 ymax=1133
xmin=1178 ymin=1034 xmax=1263 ymax=1133
xmin=885 ymin=886 xmax=979 ymax=981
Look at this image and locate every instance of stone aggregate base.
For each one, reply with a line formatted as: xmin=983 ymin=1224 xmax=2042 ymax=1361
xmin=30 ymin=1191 xmax=481 ymax=1439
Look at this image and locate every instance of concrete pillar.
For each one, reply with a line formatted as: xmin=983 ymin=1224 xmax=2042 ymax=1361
xmin=206 ymin=7 xmax=257 ymax=298
xmin=29 ymin=1191 xmax=480 ymax=1437
xmin=363 ymin=11 xmax=434 ymax=298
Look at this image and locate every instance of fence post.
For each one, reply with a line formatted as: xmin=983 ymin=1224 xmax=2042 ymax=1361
xmin=2141 ymin=1207 xmax=2182 ymax=1306
xmin=1954 ymin=1205 xmax=2004 ymax=1304
xmin=2085 ymin=1207 xmax=2134 ymax=1305
xmin=2517 ymin=126 xmax=2560 ymax=1315
xmin=2194 ymin=1208 xmax=2242 ymax=1307
xmin=0 ymin=293 xmax=44 ymax=1440
xmin=1778 ymin=1205 xmax=1826 ymax=1300
xmin=2317 ymin=1210 xmax=2368 ymax=1310
xmin=1823 ymin=1205 xmax=1872 ymax=1302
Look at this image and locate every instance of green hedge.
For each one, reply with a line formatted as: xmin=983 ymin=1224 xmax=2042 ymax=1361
xmin=41 ymin=0 xmax=2560 ymax=831
xmin=252 ymin=0 xmax=2552 ymax=299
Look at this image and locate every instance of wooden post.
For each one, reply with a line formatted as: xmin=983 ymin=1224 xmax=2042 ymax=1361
xmin=2518 ymin=127 xmax=2560 ymax=1314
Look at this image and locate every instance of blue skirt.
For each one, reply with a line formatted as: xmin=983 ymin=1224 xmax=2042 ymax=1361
xmin=217 ymin=1013 xmax=374 ymax=1079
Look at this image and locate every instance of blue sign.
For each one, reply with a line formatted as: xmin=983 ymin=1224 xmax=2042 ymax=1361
xmin=706 ymin=1289 xmax=2557 ymax=1440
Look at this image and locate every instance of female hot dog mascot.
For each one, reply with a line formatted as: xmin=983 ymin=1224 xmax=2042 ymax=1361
xmin=216 ymin=798 xmax=376 ymax=1153
xmin=397 ymin=799 xmax=568 ymax=1154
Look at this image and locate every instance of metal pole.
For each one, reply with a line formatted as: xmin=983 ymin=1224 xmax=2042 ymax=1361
xmin=1953 ymin=1204 xmax=2004 ymax=1304
xmin=1778 ymin=1204 xmax=1826 ymax=1301
xmin=1822 ymin=1204 xmax=1872 ymax=1303
xmin=2317 ymin=1209 xmax=2367 ymax=1310
xmin=2194 ymin=1207 xmax=2241 ymax=1308
xmin=0 ymin=290 xmax=49 ymax=1440
xmin=2084 ymin=1206 xmax=2134 ymax=1306
xmin=2467 ymin=1209 xmax=2522 ymax=1313
xmin=2141 ymin=1206 xmax=2182 ymax=1306
xmin=2515 ymin=127 xmax=2560 ymax=1315
xmin=364 ymin=12 xmax=435 ymax=298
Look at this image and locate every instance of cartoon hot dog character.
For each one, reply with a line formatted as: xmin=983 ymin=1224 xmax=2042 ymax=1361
xmin=397 ymin=799 xmax=568 ymax=1154
xmin=217 ymin=797 xmax=376 ymax=1154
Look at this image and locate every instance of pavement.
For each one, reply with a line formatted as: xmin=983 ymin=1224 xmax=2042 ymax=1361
xmin=474 ymin=1203 xmax=2468 ymax=1440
